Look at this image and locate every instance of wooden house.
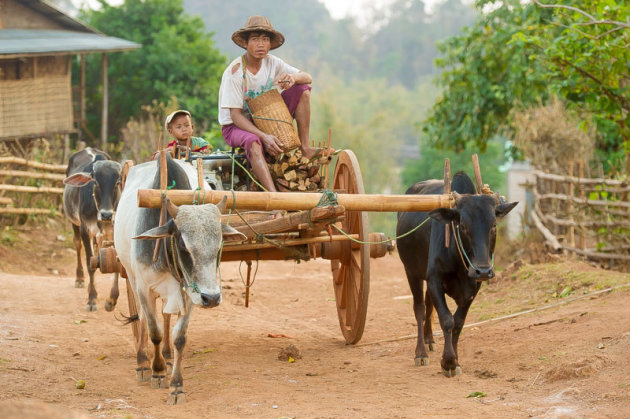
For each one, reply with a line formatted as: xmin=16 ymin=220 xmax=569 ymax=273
xmin=0 ymin=0 xmax=140 ymax=158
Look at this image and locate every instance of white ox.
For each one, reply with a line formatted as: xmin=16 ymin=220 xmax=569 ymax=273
xmin=114 ymin=154 xmax=244 ymax=405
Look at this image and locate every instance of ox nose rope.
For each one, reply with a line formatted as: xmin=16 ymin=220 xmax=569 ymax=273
xmin=169 ymin=236 xmax=201 ymax=294
xmin=451 ymin=222 xmax=494 ymax=279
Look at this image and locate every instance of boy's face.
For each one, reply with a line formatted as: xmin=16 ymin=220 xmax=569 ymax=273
xmin=168 ymin=114 xmax=193 ymax=142
xmin=246 ymin=32 xmax=271 ymax=59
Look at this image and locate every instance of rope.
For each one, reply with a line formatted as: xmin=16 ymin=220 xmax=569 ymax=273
xmin=330 ymin=216 xmax=432 ymax=245
xmin=192 ymin=186 xmax=205 ymax=205
xmin=170 ymin=235 xmax=200 ymax=294
xmin=227 ymin=154 xmax=268 ymax=192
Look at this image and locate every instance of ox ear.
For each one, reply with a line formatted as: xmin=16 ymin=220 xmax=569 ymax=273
xmin=63 ymin=172 xmax=94 ymax=187
xmin=222 ymin=223 xmax=246 ymax=242
xmin=133 ymin=219 xmax=176 ymax=240
xmin=428 ymin=208 xmax=459 ymax=224
xmin=496 ymin=201 xmax=518 ymax=219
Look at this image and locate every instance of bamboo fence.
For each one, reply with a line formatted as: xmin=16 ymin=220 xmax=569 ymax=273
xmin=0 ymin=157 xmax=67 ymax=219
xmin=530 ymin=162 xmax=630 ymax=265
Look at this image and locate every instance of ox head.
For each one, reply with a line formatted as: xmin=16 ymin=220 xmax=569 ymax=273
xmin=63 ymin=160 xmax=122 ymax=222
xmin=428 ymin=193 xmax=518 ymax=281
xmin=133 ymin=197 xmax=246 ymax=308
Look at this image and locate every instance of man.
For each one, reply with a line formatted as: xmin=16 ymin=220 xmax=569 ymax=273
xmin=218 ymin=15 xmax=317 ymax=192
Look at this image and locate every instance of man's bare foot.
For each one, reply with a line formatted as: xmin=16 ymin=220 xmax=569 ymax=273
xmin=300 ymin=146 xmax=320 ymax=160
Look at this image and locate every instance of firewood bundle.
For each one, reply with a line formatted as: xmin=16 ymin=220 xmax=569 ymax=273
xmin=268 ymin=149 xmax=326 ymax=192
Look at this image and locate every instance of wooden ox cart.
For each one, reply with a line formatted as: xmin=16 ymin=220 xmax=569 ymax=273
xmin=93 ymin=148 xmax=456 ymax=344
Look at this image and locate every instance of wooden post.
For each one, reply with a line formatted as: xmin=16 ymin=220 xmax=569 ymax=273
xmin=153 ymin=151 xmax=168 ymax=262
xmin=100 ymin=53 xmax=108 ymax=151
xmin=472 ymin=154 xmax=482 ymax=194
xmin=79 ymin=54 xmax=86 ymax=144
xmin=444 ymin=158 xmax=451 ymax=248
xmin=568 ymin=161 xmax=575 ymax=247
xmin=578 ymin=160 xmax=585 ymax=250
xmin=196 ymin=157 xmax=204 ymax=192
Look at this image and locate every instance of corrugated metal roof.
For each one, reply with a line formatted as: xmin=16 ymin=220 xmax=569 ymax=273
xmin=0 ymin=29 xmax=142 ymax=56
xmin=17 ymin=0 xmax=97 ymax=33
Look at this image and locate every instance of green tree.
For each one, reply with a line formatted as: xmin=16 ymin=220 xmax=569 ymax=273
xmin=523 ymin=0 xmax=630 ymax=172
xmin=423 ymin=0 xmax=629 ymax=173
xmin=80 ymin=0 xmax=227 ymax=144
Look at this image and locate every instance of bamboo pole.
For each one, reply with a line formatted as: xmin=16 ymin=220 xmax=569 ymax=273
xmin=0 ymin=157 xmax=66 ymax=172
xmin=0 ymin=170 xmax=65 ymax=181
xmin=138 ymin=189 xmax=454 ymax=212
xmin=0 ymin=197 xmax=13 ymax=205
xmin=0 ymin=185 xmax=64 ymax=194
xmin=0 ymin=208 xmax=58 ymax=215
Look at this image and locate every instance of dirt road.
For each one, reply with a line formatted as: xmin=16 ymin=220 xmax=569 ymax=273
xmin=1 ymin=253 xmax=629 ymax=418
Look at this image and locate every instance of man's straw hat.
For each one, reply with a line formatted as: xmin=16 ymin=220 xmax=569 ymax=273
xmin=232 ymin=16 xmax=285 ymax=50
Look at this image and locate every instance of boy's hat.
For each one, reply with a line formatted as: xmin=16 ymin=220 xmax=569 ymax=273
xmin=232 ymin=16 xmax=285 ymax=50
xmin=164 ymin=110 xmax=191 ymax=130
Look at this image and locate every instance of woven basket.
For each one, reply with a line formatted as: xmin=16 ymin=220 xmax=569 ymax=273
xmin=246 ymin=89 xmax=300 ymax=151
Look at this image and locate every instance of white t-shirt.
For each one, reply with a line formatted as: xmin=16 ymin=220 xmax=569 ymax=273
xmin=218 ymin=54 xmax=299 ymax=125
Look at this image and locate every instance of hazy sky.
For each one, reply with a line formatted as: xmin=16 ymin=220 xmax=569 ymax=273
xmin=319 ymin=0 xmax=442 ymax=25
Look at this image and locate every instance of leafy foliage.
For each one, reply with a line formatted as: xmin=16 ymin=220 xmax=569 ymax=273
xmin=423 ymin=0 xmax=629 ymax=173
xmin=79 ymin=0 xmax=227 ymax=144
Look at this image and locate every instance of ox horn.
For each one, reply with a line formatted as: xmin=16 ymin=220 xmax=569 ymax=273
xmin=166 ymin=198 xmax=179 ymax=218
xmin=215 ymin=195 xmax=229 ymax=213
xmin=453 ymin=191 xmax=462 ymax=203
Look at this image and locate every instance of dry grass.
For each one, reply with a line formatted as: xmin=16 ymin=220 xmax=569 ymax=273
xmin=512 ymin=97 xmax=596 ymax=174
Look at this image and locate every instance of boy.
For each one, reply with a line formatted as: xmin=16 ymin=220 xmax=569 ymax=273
xmin=218 ymin=16 xmax=317 ymax=192
xmin=164 ymin=110 xmax=209 ymax=154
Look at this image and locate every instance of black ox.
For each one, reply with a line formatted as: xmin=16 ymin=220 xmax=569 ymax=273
xmin=396 ymin=171 xmax=517 ymax=377
xmin=63 ymin=148 xmax=122 ymax=311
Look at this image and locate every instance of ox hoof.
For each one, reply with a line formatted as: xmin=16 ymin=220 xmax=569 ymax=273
xmin=104 ymin=298 xmax=117 ymax=312
xmin=166 ymin=361 xmax=173 ymax=375
xmin=167 ymin=390 xmax=186 ymax=405
xmin=151 ymin=375 xmax=168 ymax=389
xmin=85 ymin=302 xmax=98 ymax=312
xmin=136 ymin=367 xmax=151 ymax=382
xmin=75 ymin=280 xmax=85 ymax=288
xmin=442 ymin=366 xmax=462 ymax=378
xmin=414 ymin=356 xmax=430 ymax=366
xmin=427 ymin=343 xmax=436 ymax=352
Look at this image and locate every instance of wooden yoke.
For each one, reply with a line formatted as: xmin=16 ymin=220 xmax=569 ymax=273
xmin=153 ymin=150 xmax=168 ymax=263
xmin=443 ymin=158 xmax=451 ymax=248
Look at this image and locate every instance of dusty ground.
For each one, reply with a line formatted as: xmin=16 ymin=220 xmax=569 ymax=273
xmin=1 ymin=220 xmax=629 ymax=418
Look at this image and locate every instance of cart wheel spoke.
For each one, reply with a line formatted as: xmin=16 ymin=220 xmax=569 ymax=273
xmin=330 ymin=150 xmax=370 ymax=344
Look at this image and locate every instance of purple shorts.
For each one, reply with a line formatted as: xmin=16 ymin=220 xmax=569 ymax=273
xmin=222 ymin=84 xmax=311 ymax=159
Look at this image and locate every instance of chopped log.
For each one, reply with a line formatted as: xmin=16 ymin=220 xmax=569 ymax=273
xmin=284 ymin=170 xmax=297 ymax=181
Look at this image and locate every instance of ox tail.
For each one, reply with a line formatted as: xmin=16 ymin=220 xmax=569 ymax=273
xmin=115 ymin=312 xmax=139 ymax=325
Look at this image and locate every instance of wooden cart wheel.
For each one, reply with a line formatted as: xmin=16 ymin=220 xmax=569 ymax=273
xmin=330 ymin=149 xmax=370 ymax=344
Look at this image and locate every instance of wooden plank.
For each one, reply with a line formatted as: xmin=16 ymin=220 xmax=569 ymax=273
xmin=221 ymin=233 xmax=359 ymax=252
xmin=138 ymin=189 xmax=454 ymax=212
xmin=232 ymin=206 xmax=345 ymax=239
xmin=101 ymin=53 xmax=108 ymax=150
